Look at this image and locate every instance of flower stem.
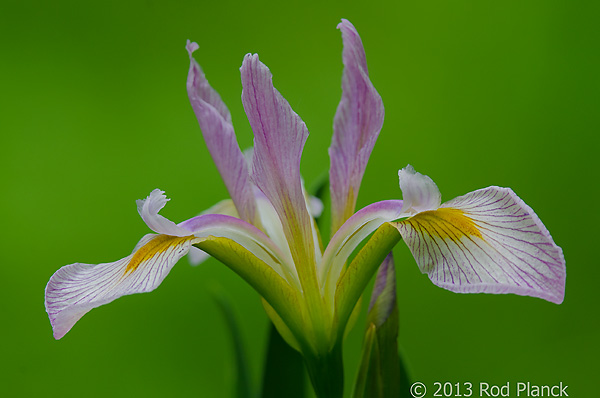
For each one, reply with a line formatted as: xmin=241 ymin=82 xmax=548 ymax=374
xmin=304 ymin=343 xmax=344 ymax=398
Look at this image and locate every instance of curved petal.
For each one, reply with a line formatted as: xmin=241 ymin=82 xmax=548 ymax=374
xmin=398 ymin=165 xmax=441 ymax=215
xmin=182 ymin=199 xmax=239 ymax=266
xmin=45 ymin=233 xmax=199 ymax=339
xmin=187 ymin=41 xmax=256 ymax=223
xmin=321 ymin=200 xmax=404 ymax=305
xmin=136 ymin=189 xmax=191 ymax=236
xmin=394 ymin=186 xmax=566 ymax=304
xmin=329 ymin=19 xmax=385 ymax=233
xmin=240 ymin=53 xmax=317 ymax=288
xmin=179 ymin=213 xmax=299 ymax=289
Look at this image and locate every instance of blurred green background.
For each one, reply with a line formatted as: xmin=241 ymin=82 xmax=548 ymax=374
xmin=2 ymin=0 xmax=598 ymax=396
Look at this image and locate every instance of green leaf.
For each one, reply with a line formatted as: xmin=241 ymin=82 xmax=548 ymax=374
xmin=211 ymin=285 xmax=254 ymax=398
xmin=261 ymin=322 xmax=306 ymax=398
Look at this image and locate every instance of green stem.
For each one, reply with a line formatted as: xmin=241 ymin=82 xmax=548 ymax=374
xmin=304 ymin=343 xmax=344 ymax=398
xmin=261 ymin=323 xmax=305 ymax=398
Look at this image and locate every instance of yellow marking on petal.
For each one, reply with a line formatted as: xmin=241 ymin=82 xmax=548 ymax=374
xmin=332 ymin=186 xmax=357 ymax=233
xmin=126 ymin=234 xmax=194 ymax=274
xmin=404 ymin=208 xmax=482 ymax=241
xmin=344 ymin=186 xmax=356 ymax=219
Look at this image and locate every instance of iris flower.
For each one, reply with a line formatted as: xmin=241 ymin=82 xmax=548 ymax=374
xmin=45 ymin=19 xmax=565 ymax=397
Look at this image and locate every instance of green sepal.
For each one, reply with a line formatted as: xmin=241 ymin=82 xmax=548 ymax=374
xmin=333 ymin=222 xmax=401 ymax=341
xmin=261 ymin=298 xmax=301 ymax=352
xmin=194 ymin=237 xmax=313 ymax=354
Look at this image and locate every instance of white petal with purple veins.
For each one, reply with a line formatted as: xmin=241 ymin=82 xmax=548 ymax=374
xmin=47 ymin=191 xmax=298 ymax=340
xmin=395 ymin=186 xmax=566 ymax=304
xmin=45 ymin=233 xmax=200 ymax=339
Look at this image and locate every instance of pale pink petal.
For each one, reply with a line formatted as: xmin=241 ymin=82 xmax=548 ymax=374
xmin=187 ymin=41 xmax=256 ymax=223
xmin=45 ymin=233 xmax=200 ymax=339
xmin=329 ymin=19 xmax=384 ymax=232
xmin=398 ymin=165 xmax=441 ymax=215
xmin=240 ymin=53 xmax=316 ymax=270
xmin=395 ymin=187 xmax=566 ymax=304
xmin=136 ymin=189 xmax=191 ymax=236
xmin=182 ymin=199 xmax=239 ymax=266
